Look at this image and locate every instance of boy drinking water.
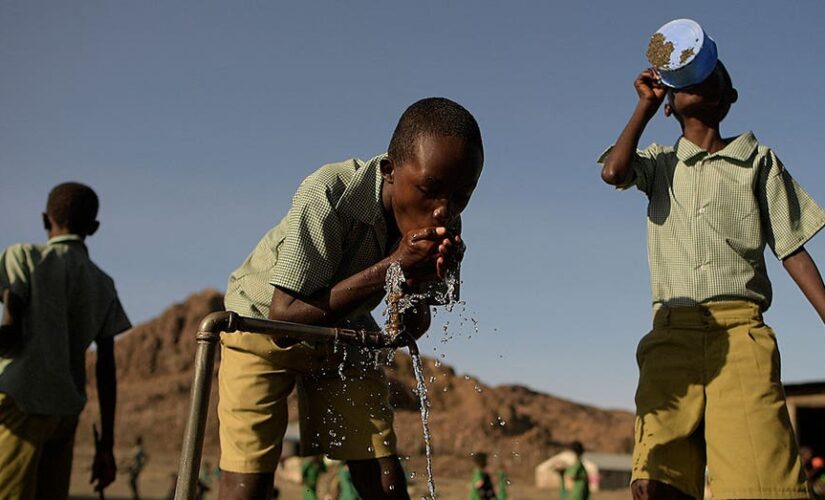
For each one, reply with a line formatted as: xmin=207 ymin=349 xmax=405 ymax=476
xmin=0 ymin=182 xmax=131 ymax=498
xmin=219 ymin=97 xmax=483 ymax=499
xmin=599 ymin=30 xmax=825 ymax=500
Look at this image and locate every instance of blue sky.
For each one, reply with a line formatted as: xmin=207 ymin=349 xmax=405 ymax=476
xmin=2 ymin=1 xmax=823 ymax=409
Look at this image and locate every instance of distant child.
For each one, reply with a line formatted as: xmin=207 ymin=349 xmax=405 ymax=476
xmin=496 ymin=467 xmax=509 ymax=500
xmin=332 ymin=462 xmax=361 ymax=500
xmin=219 ymin=97 xmax=484 ymax=500
xmin=469 ymin=452 xmax=496 ymax=499
xmin=599 ymin=44 xmax=825 ymax=500
xmin=129 ymin=435 xmax=148 ymax=500
xmin=302 ymin=455 xmax=327 ymax=500
xmin=563 ymin=442 xmax=589 ymax=500
xmin=0 ymin=182 xmax=131 ymax=498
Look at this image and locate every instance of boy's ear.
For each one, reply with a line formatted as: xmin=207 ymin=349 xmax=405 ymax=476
xmin=380 ymin=157 xmax=395 ymax=183
xmin=42 ymin=213 xmax=52 ymax=231
xmin=87 ymin=220 xmax=99 ymax=237
xmin=664 ymin=102 xmax=673 ymax=117
xmin=729 ymin=88 xmax=739 ymax=104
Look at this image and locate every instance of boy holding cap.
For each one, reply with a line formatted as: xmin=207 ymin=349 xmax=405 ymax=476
xmin=599 ymin=27 xmax=825 ymax=500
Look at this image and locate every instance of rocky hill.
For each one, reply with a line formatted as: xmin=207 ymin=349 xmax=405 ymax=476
xmin=79 ymin=290 xmax=633 ymax=480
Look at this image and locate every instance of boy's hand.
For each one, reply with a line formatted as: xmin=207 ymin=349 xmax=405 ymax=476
xmin=90 ymin=447 xmax=116 ymax=491
xmin=436 ymin=234 xmax=465 ymax=279
xmin=391 ymin=226 xmax=451 ymax=283
xmin=635 ymin=68 xmax=667 ymax=107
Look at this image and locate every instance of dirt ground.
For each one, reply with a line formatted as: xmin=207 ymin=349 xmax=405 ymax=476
xmin=69 ymin=447 xmax=629 ymax=500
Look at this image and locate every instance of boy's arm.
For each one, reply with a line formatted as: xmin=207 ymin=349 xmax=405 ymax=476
xmin=601 ymin=68 xmax=667 ymax=186
xmin=0 ymin=289 xmax=24 ymax=354
xmin=91 ymin=335 xmax=117 ymax=490
xmin=269 ymin=226 xmax=449 ymax=326
xmin=782 ymin=247 xmax=825 ymax=324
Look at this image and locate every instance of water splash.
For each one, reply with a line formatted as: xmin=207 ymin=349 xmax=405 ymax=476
xmin=411 ymin=354 xmax=436 ymax=499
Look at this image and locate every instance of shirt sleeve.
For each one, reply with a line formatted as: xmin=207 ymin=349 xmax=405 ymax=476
xmin=98 ymin=294 xmax=131 ymax=339
xmin=0 ymin=244 xmax=32 ymax=305
xmin=756 ymin=148 xmax=825 ymax=259
xmin=270 ymin=174 xmax=344 ymax=297
xmin=597 ymin=144 xmax=663 ymax=196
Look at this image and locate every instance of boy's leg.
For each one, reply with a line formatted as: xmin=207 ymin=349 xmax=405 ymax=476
xmin=348 ymin=456 xmax=410 ymax=499
xmin=0 ymin=392 xmax=60 ymax=500
xmin=704 ymin=317 xmax=808 ymax=499
xmin=633 ymin=317 xmax=707 ymax=499
xmin=217 ymin=332 xmax=299 ymax=500
xmin=34 ymin=414 xmax=78 ymax=500
xmin=298 ymin=344 xmax=402 ymax=498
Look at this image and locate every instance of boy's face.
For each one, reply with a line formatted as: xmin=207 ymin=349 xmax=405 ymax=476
xmin=666 ymin=65 xmax=737 ymax=123
xmin=385 ymin=134 xmax=483 ymax=237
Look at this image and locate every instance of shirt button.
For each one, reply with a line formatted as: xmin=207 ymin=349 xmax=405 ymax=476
xmin=698 ymin=207 xmax=706 ymax=215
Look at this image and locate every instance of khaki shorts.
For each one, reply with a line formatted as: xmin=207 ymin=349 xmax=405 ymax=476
xmin=633 ymin=301 xmax=808 ymax=499
xmin=218 ymin=331 xmax=397 ymax=473
xmin=0 ymin=392 xmax=78 ymax=500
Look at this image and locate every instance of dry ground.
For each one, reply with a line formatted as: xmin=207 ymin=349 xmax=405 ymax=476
xmin=69 ymin=447 xmax=629 ymax=500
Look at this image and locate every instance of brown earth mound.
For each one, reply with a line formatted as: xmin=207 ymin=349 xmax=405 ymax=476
xmin=79 ymin=290 xmax=633 ymax=481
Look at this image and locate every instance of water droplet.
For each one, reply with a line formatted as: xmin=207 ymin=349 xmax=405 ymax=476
xmin=409 ymin=472 xmax=416 ymax=479
xmin=367 ymin=446 xmax=374 ymax=452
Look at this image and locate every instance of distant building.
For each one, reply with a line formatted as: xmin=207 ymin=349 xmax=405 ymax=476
xmin=785 ymin=380 xmax=825 ymax=457
xmin=535 ymin=450 xmax=632 ymax=491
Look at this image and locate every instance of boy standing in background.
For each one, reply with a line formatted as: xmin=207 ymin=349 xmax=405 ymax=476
xmin=0 ymin=182 xmax=131 ymax=498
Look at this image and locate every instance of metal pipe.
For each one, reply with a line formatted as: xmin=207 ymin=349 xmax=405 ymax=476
xmin=174 ymin=311 xmax=414 ymax=499
xmin=174 ymin=312 xmax=231 ymax=500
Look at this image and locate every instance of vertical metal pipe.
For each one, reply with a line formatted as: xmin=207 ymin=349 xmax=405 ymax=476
xmin=174 ymin=328 xmax=221 ymax=500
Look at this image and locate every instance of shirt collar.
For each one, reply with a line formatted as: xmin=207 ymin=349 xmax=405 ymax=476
xmin=47 ymin=234 xmax=88 ymax=253
xmin=335 ymin=154 xmax=387 ymax=226
xmin=675 ymin=131 xmax=759 ymax=164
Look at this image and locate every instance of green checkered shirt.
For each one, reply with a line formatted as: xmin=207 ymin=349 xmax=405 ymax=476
xmin=0 ymin=235 xmax=131 ymax=415
xmin=225 ymin=155 xmax=391 ymax=328
xmin=599 ymin=132 xmax=825 ymax=310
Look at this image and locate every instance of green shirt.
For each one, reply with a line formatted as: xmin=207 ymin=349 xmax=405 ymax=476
xmin=337 ymin=466 xmax=360 ymax=500
xmin=225 ymin=154 xmax=460 ymax=328
xmin=0 ymin=235 xmax=131 ymax=415
xmin=302 ymin=459 xmax=326 ymax=500
xmin=470 ymin=467 xmax=496 ymax=499
xmin=564 ymin=461 xmax=589 ymax=500
xmin=599 ymin=132 xmax=825 ymax=310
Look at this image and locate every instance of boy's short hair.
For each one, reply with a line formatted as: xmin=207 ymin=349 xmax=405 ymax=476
xmin=716 ymin=60 xmax=733 ymax=93
xmin=570 ymin=441 xmax=584 ymax=456
xmin=388 ymin=97 xmax=484 ymax=164
xmin=472 ymin=451 xmax=488 ymax=467
xmin=47 ymin=182 xmax=99 ymax=234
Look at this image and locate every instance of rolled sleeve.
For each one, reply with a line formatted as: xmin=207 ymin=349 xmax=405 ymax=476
xmin=270 ymin=175 xmax=343 ymax=296
xmin=757 ymin=150 xmax=825 ymax=259
xmin=0 ymin=245 xmax=32 ymax=305
xmin=597 ymin=144 xmax=662 ymax=195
